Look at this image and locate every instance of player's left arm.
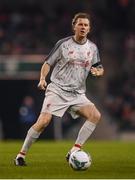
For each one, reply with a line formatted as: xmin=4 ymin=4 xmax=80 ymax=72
xmin=90 ymin=63 xmax=104 ymax=76
xmin=90 ymin=46 xmax=104 ymax=77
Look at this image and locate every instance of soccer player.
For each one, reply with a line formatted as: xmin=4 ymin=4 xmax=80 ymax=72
xmin=14 ymin=12 xmax=104 ymax=166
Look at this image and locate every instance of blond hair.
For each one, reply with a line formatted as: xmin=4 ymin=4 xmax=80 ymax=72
xmin=72 ymin=12 xmax=90 ymax=27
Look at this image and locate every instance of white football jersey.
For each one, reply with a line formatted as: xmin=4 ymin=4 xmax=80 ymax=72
xmin=45 ymin=36 xmax=101 ymax=93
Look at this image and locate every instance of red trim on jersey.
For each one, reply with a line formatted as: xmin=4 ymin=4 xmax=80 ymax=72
xmin=74 ymin=144 xmax=82 ymax=148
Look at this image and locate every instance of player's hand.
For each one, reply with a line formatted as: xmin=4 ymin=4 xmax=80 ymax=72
xmin=37 ymin=79 xmax=47 ymax=90
xmin=90 ymin=67 xmax=104 ymax=76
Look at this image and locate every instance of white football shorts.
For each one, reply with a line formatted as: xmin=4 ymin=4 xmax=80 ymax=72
xmin=41 ymin=83 xmax=94 ymax=119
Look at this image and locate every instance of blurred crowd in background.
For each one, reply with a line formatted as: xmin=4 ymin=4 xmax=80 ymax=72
xmin=0 ymin=0 xmax=135 ymax=139
xmin=0 ymin=0 xmax=134 ymax=54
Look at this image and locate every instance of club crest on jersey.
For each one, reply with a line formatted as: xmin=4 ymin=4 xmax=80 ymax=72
xmin=68 ymin=51 xmax=74 ymax=55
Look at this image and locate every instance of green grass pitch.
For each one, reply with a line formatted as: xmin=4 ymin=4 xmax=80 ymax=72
xmin=0 ymin=140 xmax=135 ymax=179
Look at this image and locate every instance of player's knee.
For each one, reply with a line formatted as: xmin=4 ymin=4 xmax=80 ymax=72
xmin=90 ymin=107 xmax=101 ymax=123
xmin=94 ymin=111 xmax=101 ymax=122
xmin=42 ymin=113 xmax=52 ymax=127
xmin=37 ymin=113 xmax=52 ymax=128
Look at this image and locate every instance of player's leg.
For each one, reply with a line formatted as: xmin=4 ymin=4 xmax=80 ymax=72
xmin=66 ymin=104 xmax=101 ymax=161
xmin=74 ymin=104 xmax=101 ymax=148
xmin=14 ymin=112 xmax=52 ymax=166
xmin=15 ymin=86 xmax=69 ymax=166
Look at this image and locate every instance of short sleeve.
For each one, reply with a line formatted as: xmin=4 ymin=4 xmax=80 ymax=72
xmin=45 ymin=41 xmax=61 ymax=66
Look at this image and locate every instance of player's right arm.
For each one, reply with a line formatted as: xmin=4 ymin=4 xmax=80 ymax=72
xmin=38 ymin=62 xmax=50 ymax=90
xmin=38 ymin=40 xmax=62 ymax=90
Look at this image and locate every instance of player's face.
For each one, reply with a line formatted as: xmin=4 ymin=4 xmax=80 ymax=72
xmin=73 ymin=18 xmax=90 ymax=38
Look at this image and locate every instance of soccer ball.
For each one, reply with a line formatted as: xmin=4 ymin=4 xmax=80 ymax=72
xmin=69 ymin=150 xmax=92 ymax=171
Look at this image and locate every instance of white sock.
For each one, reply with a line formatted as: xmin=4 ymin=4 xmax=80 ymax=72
xmin=70 ymin=146 xmax=81 ymax=154
xmin=75 ymin=120 xmax=96 ymax=146
xmin=17 ymin=127 xmax=41 ymax=158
